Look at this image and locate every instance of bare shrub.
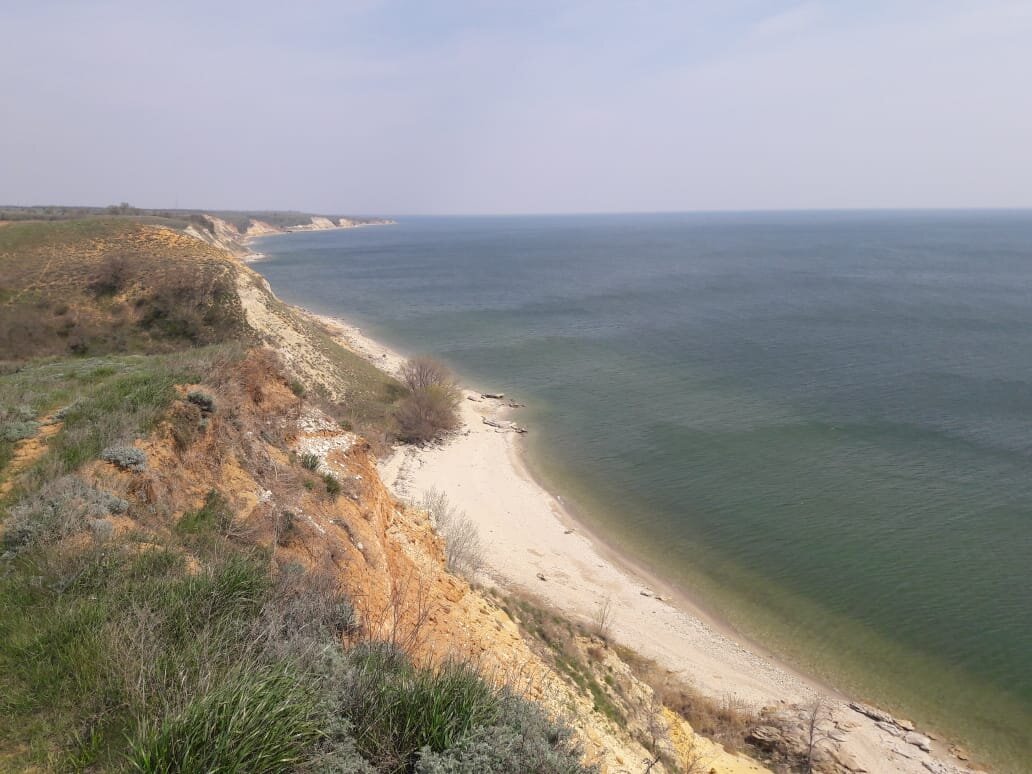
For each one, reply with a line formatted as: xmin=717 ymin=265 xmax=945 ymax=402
xmin=616 ymin=645 xmax=760 ymax=754
xmin=236 ymin=347 xmax=286 ymax=405
xmin=591 ymin=596 xmax=613 ymax=640
xmin=640 ymin=697 xmax=713 ymax=774
xmin=394 ymin=385 xmax=461 ymax=444
xmin=419 ymin=487 xmax=484 ymax=580
xmin=258 ymin=564 xmax=359 ymax=657
xmin=801 ymin=694 xmax=834 ymax=774
xmin=168 ymin=400 xmax=204 ymax=452
xmin=358 ymin=568 xmax=436 ymax=655
xmin=394 ymin=357 xmax=461 ymax=444
xmin=400 ymin=356 xmax=454 ymax=393
xmin=89 ymin=253 xmax=135 ymax=296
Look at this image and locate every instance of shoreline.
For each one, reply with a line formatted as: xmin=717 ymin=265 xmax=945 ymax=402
xmin=242 ymin=219 xmax=396 ymax=251
xmin=307 ymin=312 xmax=978 ymax=774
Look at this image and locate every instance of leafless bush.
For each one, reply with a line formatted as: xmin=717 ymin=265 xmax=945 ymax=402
xmin=258 ymin=565 xmax=359 ymax=660
xmin=801 ymin=694 xmax=834 ymax=774
xmin=419 ymin=487 xmax=483 ymax=580
xmin=400 ymin=356 xmax=455 ymax=393
xmin=89 ymin=253 xmax=135 ymax=296
xmin=591 ymin=596 xmax=613 ymax=640
xmin=394 ymin=357 xmax=461 ymax=444
xmin=393 ymin=385 xmax=461 ymax=443
xmin=357 ymin=568 xmax=436 ymax=657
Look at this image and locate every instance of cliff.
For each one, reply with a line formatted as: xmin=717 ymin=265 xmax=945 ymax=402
xmin=0 ymin=219 xmax=763 ymax=772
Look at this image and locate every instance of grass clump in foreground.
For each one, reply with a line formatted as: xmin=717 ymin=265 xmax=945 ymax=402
xmin=126 ymin=664 xmax=321 ymax=773
xmin=0 ymin=533 xmax=593 ymax=772
xmin=338 ymin=642 xmax=590 ymax=774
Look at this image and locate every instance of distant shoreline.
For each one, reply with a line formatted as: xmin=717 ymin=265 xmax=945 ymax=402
xmin=241 ymin=219 xmax=395 ymax=261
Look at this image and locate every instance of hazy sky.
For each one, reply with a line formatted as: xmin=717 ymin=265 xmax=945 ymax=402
xmin=3 ymin=1 xmax=1030 ymax=214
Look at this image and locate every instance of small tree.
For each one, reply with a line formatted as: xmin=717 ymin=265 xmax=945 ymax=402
xmin=801 ymin=694 xmax=834 ymax=773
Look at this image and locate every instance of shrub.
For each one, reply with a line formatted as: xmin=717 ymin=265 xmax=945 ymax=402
xmin=400 ymin=357 xmax=454 ymax=393
xmin=394 ymin=386 xmax=460 ymax=444
xmin=1 ymin=476 xmax=127 ymax=553
xmin=100 ymin=445 xmax=147 ymax=471
xmin=276 ymin=511 xmax=297 ymax=546
xmin=301 ymin=452 xmax=321 ymax=471
xmin=186 ymin=390 xmax=216 ymax=413
xmin=258 ymin=567 xmax=361 ymax=655
xmin=394 ymin=358 xmax=461 ymax=444
xmin=290 ymin=379 xmax=307 ymax=398
xmin=414 ymin=695 xmax=592 ymax=774
xmin=1 ymin=418 xmax=38 ymax=442
xmin=419 ymin=488 xmax=483 ymax=580
xmin=168 ymin=401 xmax=204 ymax=451
xmin=324 ymin=473 xmax=342 ymax=498
xmin=89 ymin=253 xmax=134 ymax=296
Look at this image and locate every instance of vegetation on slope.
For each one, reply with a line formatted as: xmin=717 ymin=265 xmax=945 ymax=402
xmin=0 ymin=220 xmax=248 ymax=360
xmin=0 ymin=220 xmax=593 ymax=773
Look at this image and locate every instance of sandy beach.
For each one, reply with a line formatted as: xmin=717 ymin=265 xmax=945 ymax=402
xmin=313 ymin=312 xmax=978 ymax=774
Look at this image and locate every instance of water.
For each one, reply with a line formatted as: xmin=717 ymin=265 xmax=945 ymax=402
xmin=254 ymin=212 xmax=1032 ymax=770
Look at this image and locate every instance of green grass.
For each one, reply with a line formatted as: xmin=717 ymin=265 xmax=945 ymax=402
xmin=343 ymin=644 xmax=504 ymax=771
xmin=126 ymin=665 xmax=320 ymax=774
xmin=0 ymin=542 xmax=278 ymax=770
xmin=0 ymin=346 xmax=243 ymax=504
xmin=175 ymin=489 xmax=233 ymax=535
xmin=0 ymin=218 xmax=125 ymax=252
xmin=0 ymin=525 xmax=593 ymax=773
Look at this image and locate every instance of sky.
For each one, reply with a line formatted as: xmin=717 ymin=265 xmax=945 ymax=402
xmin=2 ymin=0 xmax=1031 ymax=215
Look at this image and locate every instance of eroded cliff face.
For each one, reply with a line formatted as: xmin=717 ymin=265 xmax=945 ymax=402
xmin=86 ymin=345 xmax=765 ymax=773
xmin=222 ymin=264 xmax=769 ymax=773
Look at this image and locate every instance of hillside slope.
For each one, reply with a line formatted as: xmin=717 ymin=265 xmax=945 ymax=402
xmin=0 ymin=220 xmax=768 ymax=773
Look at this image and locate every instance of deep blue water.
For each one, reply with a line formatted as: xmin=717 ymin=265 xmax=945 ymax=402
xmin=254 ymin=212 xmax=1032 ymax=769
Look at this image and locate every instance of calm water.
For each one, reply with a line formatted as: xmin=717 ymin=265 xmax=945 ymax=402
xmin=255 ymin=212 xmax=1032 ymax=770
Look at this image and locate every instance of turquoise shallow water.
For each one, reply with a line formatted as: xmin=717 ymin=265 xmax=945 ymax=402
xmin=254 ymin=212 xmax=1032 ymax=770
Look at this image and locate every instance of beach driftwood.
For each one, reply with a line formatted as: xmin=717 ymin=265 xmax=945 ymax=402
xmin=482 ymin=417 xmax=527 ymax=433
